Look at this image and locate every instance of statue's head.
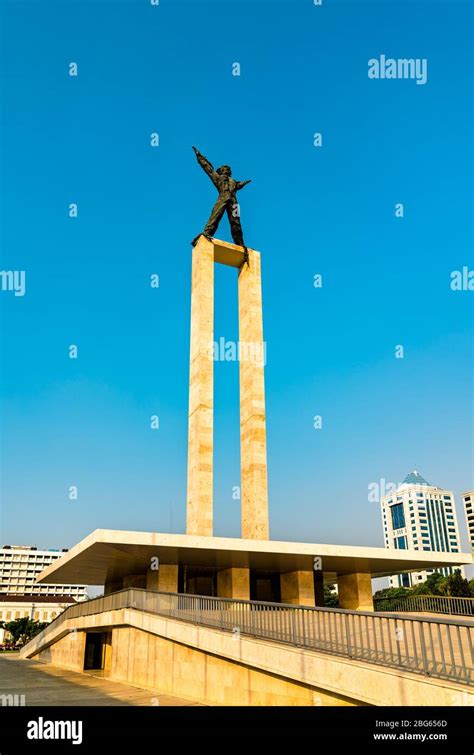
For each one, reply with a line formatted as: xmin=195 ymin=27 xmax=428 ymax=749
xmin=217 ymin=165 xmax=231 ymax=176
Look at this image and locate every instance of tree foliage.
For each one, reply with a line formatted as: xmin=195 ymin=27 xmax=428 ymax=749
xmin=2 ymin=617 xmax=48 ymax=647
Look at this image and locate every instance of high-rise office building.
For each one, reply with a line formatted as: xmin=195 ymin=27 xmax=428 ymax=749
xmin=380 ymin=471 xmax=463 ymax=588
xmin=462 ymin=491 xmax=474 ymax=550
xmin=0 ymin=545 xmax=87 ymax=599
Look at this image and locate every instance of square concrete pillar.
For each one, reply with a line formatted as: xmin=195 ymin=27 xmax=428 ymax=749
xmin=146 ymin=564 xmax=178 ymax=593
xmin=217 ymin=567 xmax=250 ymax=600
xmin=186 ymin=236 xmax=214 ymax=536
xmin=280 ymin=570 xmax=315 ymax=606
xmin=238 ymin=248 xmax=269 ymax=540
xmin=122 ymin=574 xmax=147 ymax=590
xmin=338 ymin=572 xmax=374 ymax=611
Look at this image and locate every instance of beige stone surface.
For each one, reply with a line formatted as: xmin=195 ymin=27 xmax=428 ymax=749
xmin=186 ymin=236 xmax=214 ymax=536
xmin=281 ymin=571 xmax=315 ymax=606
xmin=0 ymin=653 xmax=199 ymax=706
xmin=338 ymin=572 xmax=374 ymax=611
xmin=238 ymin=248 xmax=269 ymax=540
xmin=185 ymin=237 xmax=269 ymax=541
xmin=109 ymin=625 xmax=352 ymax=706
xmin=21 ymin=607 xmax=473 ymax=707
xmin=146 ymin=564 xmax=178 ymax=592
xmin=33 ymin=629 xmax=87 ymax=672
xmin=36 ymin=528 xmax=473 ymax=587
xmin=217 ymin=567 xmax=250 ymax=600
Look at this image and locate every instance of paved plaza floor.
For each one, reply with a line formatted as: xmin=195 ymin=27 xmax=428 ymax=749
xmin=0 ymin=653 xmax=202 ymax=706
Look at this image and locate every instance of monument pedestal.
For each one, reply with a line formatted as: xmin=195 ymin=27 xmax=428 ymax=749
xmin=186 ymin=237 xmax=269 ymax=541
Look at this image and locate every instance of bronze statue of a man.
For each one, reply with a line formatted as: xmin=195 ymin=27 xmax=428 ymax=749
xmin=191 ymin=146 xmax=251 ymax=260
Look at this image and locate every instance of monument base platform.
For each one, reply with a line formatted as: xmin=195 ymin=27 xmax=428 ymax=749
xmin=37 ymin=529 xmax=473 ymax=611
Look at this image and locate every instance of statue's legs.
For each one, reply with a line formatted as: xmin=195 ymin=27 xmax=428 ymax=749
xmin=193 ymin=196 xmax=247 ymax=261
xmin=203 ymin=197 xmax=227 ymax=237
xmin=226 ymin=202 xmax=244 ymax=247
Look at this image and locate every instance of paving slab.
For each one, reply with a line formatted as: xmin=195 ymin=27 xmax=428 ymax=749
xmin=0 ymin=653 xmax=202 ymax=706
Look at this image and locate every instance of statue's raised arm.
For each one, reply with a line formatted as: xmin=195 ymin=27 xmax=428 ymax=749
xmin=192 ymin=146 xmax=219 ymax=187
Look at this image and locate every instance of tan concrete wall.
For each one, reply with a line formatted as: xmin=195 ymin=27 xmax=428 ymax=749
xmin=238 ymin=249 xmax=269 ymax=540
xmin=23 ymin=608 xmax=473 ymax=707
xmin=34 ymin=630 xmax=86 ymax=672
xmin=110 ymin=625 xmax=354 ymax=706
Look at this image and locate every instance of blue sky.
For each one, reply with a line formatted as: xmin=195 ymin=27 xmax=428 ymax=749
xmin=0 ymin=0 xmax=473 ymax=559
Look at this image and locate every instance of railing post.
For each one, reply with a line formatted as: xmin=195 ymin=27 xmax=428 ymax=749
xmin=291 ymin=608 xmax=297 ymax=646
xmin=344 ymin=612 xmax=352 ymax=658
xmin=418 ymin=622 xmax=430 ymax=676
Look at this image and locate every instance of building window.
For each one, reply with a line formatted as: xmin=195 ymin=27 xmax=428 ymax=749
xmin=391 ymin=503 xmax=405 ymax=530
xmin=394 ymin=536 xmax=407 ymax=550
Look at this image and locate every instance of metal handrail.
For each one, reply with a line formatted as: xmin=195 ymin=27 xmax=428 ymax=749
xmin=21 ymin=588 xmax=473 ymax=686
xmin=374 ymin=594 xmax=474 ymax=617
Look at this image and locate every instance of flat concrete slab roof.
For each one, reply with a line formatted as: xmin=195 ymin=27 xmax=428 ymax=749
xmin=36 ymin=529 xmax=473 ymax=585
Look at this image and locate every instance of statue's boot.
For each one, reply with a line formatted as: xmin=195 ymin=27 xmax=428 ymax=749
xmin=191 ymin=233 xmax=213 ymax=247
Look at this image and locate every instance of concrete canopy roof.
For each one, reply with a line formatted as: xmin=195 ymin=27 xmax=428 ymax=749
xmin=36 ymin=529 xmax=473 ymax=585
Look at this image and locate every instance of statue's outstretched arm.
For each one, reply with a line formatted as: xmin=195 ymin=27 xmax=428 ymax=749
xmin=236 ymin=179 xmax=252 ymax=191
xmin=192 ymin=146 xmax=218 ymax=185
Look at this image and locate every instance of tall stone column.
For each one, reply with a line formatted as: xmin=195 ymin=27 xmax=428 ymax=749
xmin=238 ymin=249 xmax=269 ymax=539
xmin=186 ymin=237 xmax=214 ymax=536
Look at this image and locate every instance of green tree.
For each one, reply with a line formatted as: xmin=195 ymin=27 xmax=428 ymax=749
xmin=469 ymin=578 xmax=474 ymax=598
xmin=373 ymin=587 xmax=411 ymax=600
xmin=411 ymin=582 xmax=431 ymax=595
xmin=3 ymin=617 xmax=48 ymax=647
xmin=324 ymin=584 xmax=339 ymax=607
xmin=439 ymin=570 xmax=471 ymax=598
xmin=424 ymin=571 xmax=445 ymax=595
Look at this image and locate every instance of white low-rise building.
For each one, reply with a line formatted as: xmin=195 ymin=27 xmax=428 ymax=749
xmin=0 ymin=594 xmax=80 ymax=644
xmin=0 ymin=544 xmax=88 ymax=645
